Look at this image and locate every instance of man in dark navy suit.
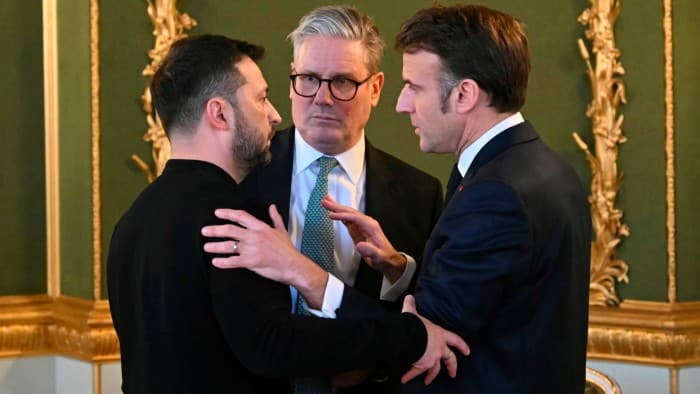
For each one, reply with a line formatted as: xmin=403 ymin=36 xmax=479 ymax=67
xmin=205 ymin=4 xmax=591 ymax=394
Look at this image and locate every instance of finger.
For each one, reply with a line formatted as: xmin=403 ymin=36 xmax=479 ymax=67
xmin=355 ymin=242 xmax=382 ymax=261
xmin=201 ymin=223 xmax=246 ymax=239
xmin=203 ymin=240 xmax=238 ymax=254
xmin=214 ymin=208 xmax=266 ymax=230
xmin=423 ymin=361 xmax=440 ymax=385
xmin=321 ymin=196 xmax=358 ymax=214
xmin=268 ymin=204 xmax=286 ymax=230
xmin=211 ymin=256 xmax=243 ymax=269
xmin=445 ymin=332 xmax=470 ymax=356
xmin=443 ymin=352 xmax=458 ymax=378
xmin=400 ymin=364 xmax=424 ymax=384
xmin=328 ymin=211 xmax=364 ymax=223
xmin=402 ymin=294 xmax=417 ymax=314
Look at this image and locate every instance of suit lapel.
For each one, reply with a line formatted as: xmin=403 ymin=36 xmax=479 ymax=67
xmin=464 ymin=121 xmax=538 ymax=181
xmin=425 ymin=122 xmax=540 ymax=264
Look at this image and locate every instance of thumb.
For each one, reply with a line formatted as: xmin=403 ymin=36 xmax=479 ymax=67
xmin=269 ymin=204 xmax=286 ymax=230
xmin=402 ymin=294 xmax=416 ymax=314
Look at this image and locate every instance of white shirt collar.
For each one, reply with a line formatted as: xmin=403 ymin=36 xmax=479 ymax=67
xmin=293 ymin=128 xmax=366 ymax=185
xmin=457 ymin=112 xmax=525 ymax=176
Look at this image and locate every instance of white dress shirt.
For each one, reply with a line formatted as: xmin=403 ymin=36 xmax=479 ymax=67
xmin=290 ymin=129 xmax=416 ymax=317
xmin=457 ymin=112 xmax=525 ymax=176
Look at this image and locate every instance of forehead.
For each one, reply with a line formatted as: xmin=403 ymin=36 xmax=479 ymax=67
xmin=401 ymin=50 xmax=442 ymax=79
xmin=294 ymin=36 xmax=368 ymax=77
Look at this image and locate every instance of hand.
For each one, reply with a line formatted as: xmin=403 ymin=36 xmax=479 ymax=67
xmin=400 ymin=295 xmax=470 ymax=385
xmin=322 ymin=196 xmax=406 ymax=283
xmin=201 ymin=205 xmax=328 ymax=308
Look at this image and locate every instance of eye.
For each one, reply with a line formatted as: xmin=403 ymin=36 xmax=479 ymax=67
xmin=332 ymin=77 xmax=351 ymax=87
xmin=301 ymin=75 xmax=318 ymax=83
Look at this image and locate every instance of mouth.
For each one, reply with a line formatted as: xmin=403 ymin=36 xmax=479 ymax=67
xmin=311 ymin=115 xmax=339 ymax=121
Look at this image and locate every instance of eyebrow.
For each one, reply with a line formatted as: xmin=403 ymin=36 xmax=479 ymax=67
xmin=403 ymin=78 xmax=421 ymax=89
xmin=296 ymin=71 xmax=362 ymax=80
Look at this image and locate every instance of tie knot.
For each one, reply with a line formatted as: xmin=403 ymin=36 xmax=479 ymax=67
xmin=317 ymin=156 xmax=338 ymax=179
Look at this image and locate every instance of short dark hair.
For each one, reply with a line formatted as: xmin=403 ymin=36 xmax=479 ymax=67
xmin=150 ymin=34 xmax=264 ymax=135
xmin=395 ymin=4 xmax=530 ymax=113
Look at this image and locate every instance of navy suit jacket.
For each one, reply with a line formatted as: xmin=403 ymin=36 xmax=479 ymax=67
xmin=405 ymin=122 xmax=591 ymax=394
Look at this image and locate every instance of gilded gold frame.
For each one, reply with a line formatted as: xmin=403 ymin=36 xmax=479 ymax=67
xmin=663 ymin=0 xmax=676 ymax=304
xmin=43 ymin=0 xmax=60 ymax=297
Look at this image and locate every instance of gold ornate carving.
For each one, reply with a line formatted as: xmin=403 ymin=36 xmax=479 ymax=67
xmin=43 ymin=0 xmax=61 ymax=297
xmin=663 ymin=0 xmax=676 ymax=303
xmin=0 ymin=296 xmax=52 ymax=357
xmin=132 ymin=0 xmax=197 ymax=182
xmin=588 ymin=300 xmax=700 ymax=366
xmin=573 ymin=0 xmax=629 ymax=306
xmin=90 ymin=0 xmax=102 ymax=301
xmin=0 ymin=296 xmax=119 ymax=361
xmin=586 ymin=367 xmax=621 ymax=394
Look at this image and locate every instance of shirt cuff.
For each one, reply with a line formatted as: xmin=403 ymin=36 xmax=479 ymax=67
xmin=380 ymin=253 xmax=416 ymax=301
xmin=306 ymin=274 xmax=344 ymax=319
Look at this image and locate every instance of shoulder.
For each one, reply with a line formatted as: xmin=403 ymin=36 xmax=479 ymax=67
xmin=366 ymin=143 xmax=441 ymax=188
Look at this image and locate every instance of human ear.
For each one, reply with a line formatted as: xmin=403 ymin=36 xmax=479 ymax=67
xmin=454 ymin=79 xmax=479 ymax=113
xmin=205 ymin=98 xmax=234 ymax=130
xmin=369 ymin=72 xmax=385 ymax=107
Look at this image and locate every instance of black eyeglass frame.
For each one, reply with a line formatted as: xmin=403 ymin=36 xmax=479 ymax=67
xmin=289 ymin=74 xmax=374 ymax=101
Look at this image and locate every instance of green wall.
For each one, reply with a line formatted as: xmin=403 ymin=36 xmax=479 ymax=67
xmin=0 ymin=0 xmax=46 ymax=295
xmin=2 ymin=1 xmax=695 ymax=302
xmin=675 ymin=0 xmax=700 ymax=301
xmin=57 ymin=1 xmax=93 ymax=298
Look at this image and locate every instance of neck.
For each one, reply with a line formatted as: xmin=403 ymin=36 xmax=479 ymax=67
xmin=170 ymin=138 xmax=247 ymax=183
xmin=456 ymin=110 xmax=515 ymax=157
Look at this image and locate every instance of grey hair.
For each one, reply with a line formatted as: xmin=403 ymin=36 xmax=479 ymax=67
xmin=439 ymin=69 xmax=461 ymax=113
xmin=287 ymin=5 xmax=385 ymax=74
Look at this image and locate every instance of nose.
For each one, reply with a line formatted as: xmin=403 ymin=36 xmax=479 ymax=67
xmin=395 ymin=86 xmax=412 ymax=114
xmin=312 ymin=81 xmax=334 ymax=106
xmin=267 ymin=100 xmax=282 ymax=126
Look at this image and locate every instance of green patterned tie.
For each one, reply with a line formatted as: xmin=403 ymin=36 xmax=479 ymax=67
xmin=294 ymin=156 xmax=338 ymax=394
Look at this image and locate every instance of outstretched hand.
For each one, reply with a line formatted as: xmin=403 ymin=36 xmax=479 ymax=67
xmin=322 ymin=196 xmax=406 ymax=282
xmin=400 ymin=295 xmax=470 ymax=385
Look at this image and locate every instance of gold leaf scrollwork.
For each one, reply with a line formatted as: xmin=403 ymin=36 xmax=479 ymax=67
xmin=132 ymin=0 xmax=197 ymax=182
xmin=573 ymin=0 xmax=629 ymax=306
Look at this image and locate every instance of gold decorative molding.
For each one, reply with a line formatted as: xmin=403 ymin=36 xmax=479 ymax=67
xmin=0 ymin=296 xmax=53 ymax=357
xmin=90 ymin=0 xmax=102 ymax=301
xmin=42 ymin=0 xmax=61 ymax=297
xmin=588 ymin=300 xmax=700 ymax=366
xmin=0 ymin=295 xmax=119 ymax=361
xmin=573 ymin=0 xmax=629 ymax=307
xmin=132 ymin=0 xmax=197 ymax=182
xmin=663 ymin=0 xmax=676 ymax=304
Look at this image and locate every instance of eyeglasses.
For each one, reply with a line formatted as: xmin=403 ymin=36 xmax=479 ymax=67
xmin=289 ymin=74 xmax=373 ymax=101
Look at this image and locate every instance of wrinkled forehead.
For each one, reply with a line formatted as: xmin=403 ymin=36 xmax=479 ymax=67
xmin=293 ymin=35 xmax=370 ymax=76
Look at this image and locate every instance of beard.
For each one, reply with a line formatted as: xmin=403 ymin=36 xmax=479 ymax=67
xmin=231 ymin=108 xmax=272 ymax=171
